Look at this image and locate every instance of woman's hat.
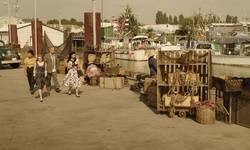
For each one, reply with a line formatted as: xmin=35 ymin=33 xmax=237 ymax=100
xmin=148 ymin=50 xmax=156 ymax=57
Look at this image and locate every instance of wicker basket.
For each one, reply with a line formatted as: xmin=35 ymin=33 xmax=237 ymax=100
xmin=196 ymin=107 xmax=215 ymax=124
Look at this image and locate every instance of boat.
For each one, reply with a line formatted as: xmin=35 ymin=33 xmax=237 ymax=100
xmin=194 ymin=35 xmax=250 ymax=67
xmin=114 ymin=35 xmax=157 ymax=61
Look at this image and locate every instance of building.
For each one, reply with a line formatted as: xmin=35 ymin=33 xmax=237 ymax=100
xmin=0 ymin=16 xmax=24 ymax=26
xmin=0 ymin=23 xmax=64 ymax=48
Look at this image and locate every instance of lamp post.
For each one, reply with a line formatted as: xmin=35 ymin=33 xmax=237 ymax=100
xmin=3 ymin=2 xmax=10 ymax=24
xmin=34 ymin=0 xmax=37 ymax=56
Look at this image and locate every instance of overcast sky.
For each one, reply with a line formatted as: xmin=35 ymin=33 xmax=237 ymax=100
xmin=0 ymin=0 xmax=250 ymax=24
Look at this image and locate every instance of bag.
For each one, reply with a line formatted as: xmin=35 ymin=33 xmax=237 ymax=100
xmin=32 ymin=76 xmax=37 ymax=85
xmin=77 ymin=69 xmax=84 ymax=77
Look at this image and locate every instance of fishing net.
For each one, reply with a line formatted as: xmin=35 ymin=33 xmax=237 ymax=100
xmin=42 ymin=32 xmax=72 ymax=60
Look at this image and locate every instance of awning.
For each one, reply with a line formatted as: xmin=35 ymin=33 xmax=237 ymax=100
xmin=214 ymin=36 xmax=250 ymax=44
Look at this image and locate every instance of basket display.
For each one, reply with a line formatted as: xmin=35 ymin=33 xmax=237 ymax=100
xmin=196 ymin=107 xmax=215 ymax=124
xmin=193 ymin=100 xmax=216 ymax=124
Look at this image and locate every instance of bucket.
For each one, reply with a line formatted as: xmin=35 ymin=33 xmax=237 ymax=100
xmin=88 ymin=54 xmax=96 ymax=62
xmin=196 ymin=107 xmax=215 ymax=124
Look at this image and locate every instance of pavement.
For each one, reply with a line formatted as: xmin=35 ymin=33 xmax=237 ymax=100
xmin=0 ymin=66 xmax=250 ymax=150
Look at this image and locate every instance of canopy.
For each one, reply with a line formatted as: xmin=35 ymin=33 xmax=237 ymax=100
xmin=214 ymin=36 xmax=250 ymax=44
xmin=133 ymin=35 xmax=148 ymax=40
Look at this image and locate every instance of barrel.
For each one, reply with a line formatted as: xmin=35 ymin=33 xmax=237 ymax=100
xmin=90 ymin=77 xmax=99 ymax=86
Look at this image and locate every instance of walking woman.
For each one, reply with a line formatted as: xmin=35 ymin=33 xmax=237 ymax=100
xmin=61 ymin=52 xmax=81 ymax=97
xmin=33 ymin=54 xmax=47 ymax=102
xmin=23 ymin=50 xmax=36 ymax=94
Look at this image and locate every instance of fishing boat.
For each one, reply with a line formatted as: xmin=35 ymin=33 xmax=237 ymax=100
xmin=114 ymin=35 xmax=157 ymax=61
xmin=194 ymin=35 xmax=250 ymax=67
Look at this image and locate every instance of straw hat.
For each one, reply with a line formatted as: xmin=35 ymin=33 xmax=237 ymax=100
xmin=148 ymin=50 xmax=156 ymax=57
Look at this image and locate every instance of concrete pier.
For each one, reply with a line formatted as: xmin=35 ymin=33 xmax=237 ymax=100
xmin=0 ymin=66 xmax=249 ymax=150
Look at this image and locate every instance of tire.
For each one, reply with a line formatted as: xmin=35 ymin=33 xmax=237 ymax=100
xmin=10 ymin=63 xmax=20 ymax=68
xmin=178 ymin=111 xmax=187 ymax=118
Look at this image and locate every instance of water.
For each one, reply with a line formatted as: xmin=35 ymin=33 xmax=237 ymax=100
xmin=115 ymin=59 xmax=250 ymax=78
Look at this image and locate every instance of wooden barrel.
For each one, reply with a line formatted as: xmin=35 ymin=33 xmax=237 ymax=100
xmin=90 ymin=77 xmax=99 ymax=86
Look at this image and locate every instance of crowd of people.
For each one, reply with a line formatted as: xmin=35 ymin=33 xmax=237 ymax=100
xmin=23 ymin=47 xmax=84 ymax=102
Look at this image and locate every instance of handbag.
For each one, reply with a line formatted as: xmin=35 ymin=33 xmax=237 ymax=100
xmin=32 ymin=76 xmax=37 ymax=85
xmin=77 ymin=69 xmax=84 ymax=77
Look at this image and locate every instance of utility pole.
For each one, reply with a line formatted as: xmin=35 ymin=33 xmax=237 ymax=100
xmin=58 ymin=13 xmax=61 ymax=30
xmin=14 ymin=0 xmax=19 ymax=24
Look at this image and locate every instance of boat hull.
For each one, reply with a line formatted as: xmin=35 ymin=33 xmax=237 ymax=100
xmin=115 ymin=49 xmax=154 ymax=61
xmin=212 ymin=54 xmax=250 ymax=67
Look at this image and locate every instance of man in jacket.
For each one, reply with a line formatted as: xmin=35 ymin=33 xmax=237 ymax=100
xmin=148 ymin=50 xmax=157 ymax=77
xmin=44 ymin=47 xmax=61 ymax=93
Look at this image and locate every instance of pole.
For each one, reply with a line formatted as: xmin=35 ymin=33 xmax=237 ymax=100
xmin=58 ymin=13 xmax=61 ymax=29
xmin=101 ymin=0 xmax=103 ymax=26
xmin=34 ymin=0 xmax=37 ymax=56
xmin=92 ymin=0 xmax=96 ymax=47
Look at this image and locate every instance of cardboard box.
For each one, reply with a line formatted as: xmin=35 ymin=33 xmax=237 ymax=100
xmin=99 ymin=77 xmax=124 ymax=89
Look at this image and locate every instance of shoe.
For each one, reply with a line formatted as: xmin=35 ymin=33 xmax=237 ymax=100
xmin=40 ymin=98 xmax=43 ymax=102
xmin=75 ymin=94 xmax=80 ymax=98
xmin=31 ymin=91 xmax=34 ymax=95
xmin=55 ymin=88 xmax=61 ymax=93
xmin=46 ymin=86 xmax=51 ymax=92
xmin=68 ymin=90 xmax=71 ymax=95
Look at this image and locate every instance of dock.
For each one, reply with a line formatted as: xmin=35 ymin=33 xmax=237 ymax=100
xmin=0 ymin=66 xmax=250 ymax=150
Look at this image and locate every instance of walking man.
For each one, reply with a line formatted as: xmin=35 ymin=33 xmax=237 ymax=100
xmin=44 ymin=47 xmax=61 ymax=93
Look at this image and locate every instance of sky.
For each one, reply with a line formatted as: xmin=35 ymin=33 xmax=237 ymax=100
xmin=0 ymin=0 xmax=250 ymax=24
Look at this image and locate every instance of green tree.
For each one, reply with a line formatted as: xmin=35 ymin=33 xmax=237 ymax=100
xmin=155 ymin=11 xmax=168 ymax=24
xmin=179 ymin=14 xmax=184 ymax=23
xmin=104 ymin=19 xmax=110 ymax=23
xmin=168 ymin=15 xmax=173 ymax=24
xmin=69 ymin=18 xmax=78 ymax=25
xmin=76 ymin=21 xmax=83 ymax=26
xmin=118 ymin=5 xmax=141 ymax=37
xmin=47 ymin=19 xmax=59 ymax=24
xmin=173 ymin=16 xmax=178 ymax=24
xmin=61 ymin=19 xmax=70 ymax=24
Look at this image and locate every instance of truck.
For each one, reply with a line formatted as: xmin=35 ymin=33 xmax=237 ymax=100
xmin=0 ymin=40 xmax=21 ymax=69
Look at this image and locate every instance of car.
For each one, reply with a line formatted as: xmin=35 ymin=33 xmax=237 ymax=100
xmin=0 ymin=40 xmax=21 ymax=69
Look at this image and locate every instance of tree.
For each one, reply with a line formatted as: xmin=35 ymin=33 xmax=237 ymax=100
xmin=47 ymin=19 xmax=59 ymax=24
xmin=69 ymin=18 xmax=77 ymax=25
xmin=179 ymin=14 xmax=184 ymax=23
xmin=168 ymin=15 xmax=173 ymax=24
xmin=118 ymin=5 xmax=141 ymax=37
xmin=155 ymin=11 xmax=168 ymax=24
xmin=173 ymin=16 xmax=178 ymax=24
xmin=104 ymin=19 xmax=110 ymax=23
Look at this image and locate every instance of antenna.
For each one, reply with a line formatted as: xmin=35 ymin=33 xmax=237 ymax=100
xmin=14 ymin=0 xmax=19 ymax=24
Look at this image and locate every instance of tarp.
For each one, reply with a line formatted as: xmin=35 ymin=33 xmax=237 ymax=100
xmin=214 ymin=36 xmax=250 ymax=44
xmin=42 ymin=32 xmax=72 ymax=60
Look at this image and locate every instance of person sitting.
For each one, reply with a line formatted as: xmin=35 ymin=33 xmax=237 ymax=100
xmin=85 ymin=62 xmax=101 ymax=85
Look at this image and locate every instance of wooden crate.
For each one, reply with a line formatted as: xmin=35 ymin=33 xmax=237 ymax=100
xmin=213 ymin=76 xmax=242 ymax=92
xmin=99 ymin=77 xmax=124 ymax=89
xmin=147 ymin=86 xmax=157 ymax=109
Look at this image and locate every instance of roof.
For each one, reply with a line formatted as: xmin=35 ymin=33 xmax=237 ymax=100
xmin=214 ymin=36 xmax=250 ymax=44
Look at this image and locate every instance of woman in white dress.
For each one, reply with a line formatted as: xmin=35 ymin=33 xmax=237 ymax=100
xmin=61 ymin=52 xmax=81 ymax=97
